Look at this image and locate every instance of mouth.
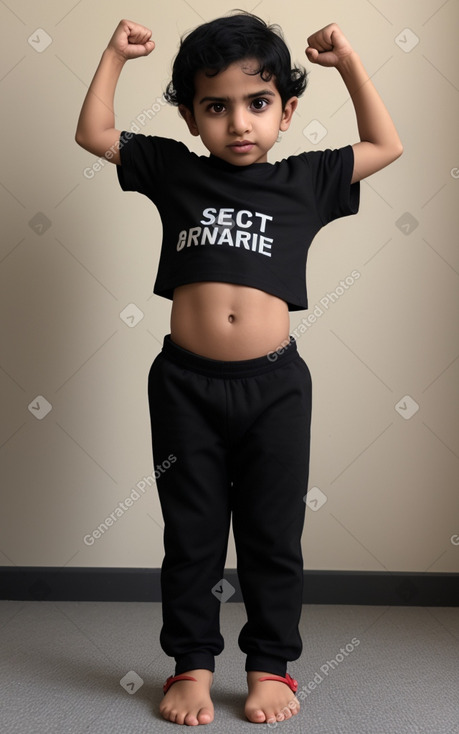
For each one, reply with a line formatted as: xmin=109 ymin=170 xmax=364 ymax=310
xmin=228 ymin=141 xmax=255 ymax=153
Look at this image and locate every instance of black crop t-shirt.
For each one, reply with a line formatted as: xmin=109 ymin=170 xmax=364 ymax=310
xmin=116 ymin=132 xmax=360 ymax=311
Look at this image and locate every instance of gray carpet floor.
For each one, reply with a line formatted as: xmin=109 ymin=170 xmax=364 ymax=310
xmin=1 ymin=600 xmax=458 ymax=733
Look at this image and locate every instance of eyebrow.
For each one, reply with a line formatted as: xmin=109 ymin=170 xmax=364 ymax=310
xmin=198 ymin=90 xmax=276 ymax=104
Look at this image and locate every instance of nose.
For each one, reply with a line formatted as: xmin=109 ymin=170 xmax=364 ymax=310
xmin=229 ymin=105 xmax=251 ymax=135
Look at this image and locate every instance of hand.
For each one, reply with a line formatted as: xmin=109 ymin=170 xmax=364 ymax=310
xmin=107 ymin=19 xmax=155 ymax=61
xmin=305 ymin=23 xmax=354 ymax=68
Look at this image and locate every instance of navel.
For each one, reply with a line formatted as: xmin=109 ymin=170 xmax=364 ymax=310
xmin=228 ymin=313 xmax=235 ymax=323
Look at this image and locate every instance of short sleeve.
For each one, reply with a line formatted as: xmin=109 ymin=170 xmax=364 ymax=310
xmin=304 ymin=145 xmax=360 ymax=225
xmin=116 ymin=132 xmax=189 ymax=200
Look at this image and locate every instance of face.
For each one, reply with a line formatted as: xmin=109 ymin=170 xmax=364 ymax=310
xmin=180 ymin=59 xmax=298 ymax=165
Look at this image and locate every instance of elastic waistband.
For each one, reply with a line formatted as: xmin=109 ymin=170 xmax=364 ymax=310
xmin=161 ymin=334 xmax=299 ymax=378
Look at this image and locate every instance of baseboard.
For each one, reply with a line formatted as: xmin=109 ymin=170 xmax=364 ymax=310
xmin=1 ymin=568 xmax=457 ymax=605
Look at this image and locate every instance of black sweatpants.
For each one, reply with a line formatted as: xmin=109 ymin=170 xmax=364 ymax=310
xmin=148 ymin=334 xmax=312 ymax=677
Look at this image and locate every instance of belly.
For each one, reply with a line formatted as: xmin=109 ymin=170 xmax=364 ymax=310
xmin=170 ymin=282 xmax=290 ymax=360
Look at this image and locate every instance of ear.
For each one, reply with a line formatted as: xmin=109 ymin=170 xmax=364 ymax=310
xmin=279 ymin=96 xmax=298 ymax=132
xmin=179 ymin=104 xmax=200 ymax=137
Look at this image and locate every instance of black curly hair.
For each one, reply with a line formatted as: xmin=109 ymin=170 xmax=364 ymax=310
xmin=164 ymin=11 xmax=307 ymax=112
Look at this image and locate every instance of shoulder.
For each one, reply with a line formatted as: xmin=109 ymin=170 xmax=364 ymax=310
xmin=119 ymin=132 xmax=191 ymax=158
xmin=286 ymin=145 xmax=354 ymax=168
xmin=117 ymin=133 xmax=200 ymax=184
xmin=281 ymin=146 xmax=356 ymax=189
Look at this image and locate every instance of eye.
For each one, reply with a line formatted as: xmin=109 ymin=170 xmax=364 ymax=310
xmin=207 ymin=102 xmax=226 ymax=114
xmin=251 ymin=98 xmax=269 ymax=111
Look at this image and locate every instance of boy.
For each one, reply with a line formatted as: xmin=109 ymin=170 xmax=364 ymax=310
xmin=76 ymin=12 xmax=402 ymax=727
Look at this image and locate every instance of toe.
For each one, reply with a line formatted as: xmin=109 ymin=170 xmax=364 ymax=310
xmin=159 ymin=704 xmax=172 ymax=722
xmin=197 ymin=707 xmax=213 ymax=724
xmin=246 ymin=707 xmax=266 ymax=723
xmin=183 ymin=713 xmax=199 ymax=726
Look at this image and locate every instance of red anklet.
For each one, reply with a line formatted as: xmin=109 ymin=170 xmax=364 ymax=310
xmin=163 ymin=673 xmax=197 ymax=694
xmin=257 ymin=673 xmax=298 ymax=693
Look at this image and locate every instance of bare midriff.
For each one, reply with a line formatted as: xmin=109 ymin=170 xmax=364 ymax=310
xmin=170 ymin=282 xmax=290 ymax=360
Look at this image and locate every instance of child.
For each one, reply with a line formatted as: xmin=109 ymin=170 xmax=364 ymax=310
xmin=76 ymin=12 xmax=402 ymax=726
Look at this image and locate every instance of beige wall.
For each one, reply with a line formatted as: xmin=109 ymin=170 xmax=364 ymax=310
xmin=1 ymin=0 xmax=458 ymax=573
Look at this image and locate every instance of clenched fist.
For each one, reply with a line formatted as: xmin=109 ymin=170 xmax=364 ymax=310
xmin=107 ymin=19 xmax=155 ymax=61
xmin=305 ymin=23 xmax=354 ymax=68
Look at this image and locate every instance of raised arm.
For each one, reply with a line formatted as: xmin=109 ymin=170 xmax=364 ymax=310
xmin=75 ymin=19 xmax=154 ymax=165
xmin=306 ymin=23 xmax=403 ymax=183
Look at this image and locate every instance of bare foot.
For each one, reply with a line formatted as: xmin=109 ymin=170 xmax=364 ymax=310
xmin=159 ymin=669 xmax=214 ymax=726
xmin=245 ymin=671 xmax=300 ymax=724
